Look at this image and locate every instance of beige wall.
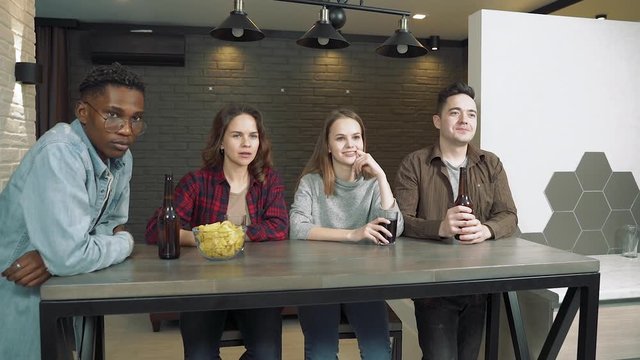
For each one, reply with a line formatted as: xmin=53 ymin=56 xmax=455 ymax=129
xmin=0 ymin=0 xmax=36 ymax=190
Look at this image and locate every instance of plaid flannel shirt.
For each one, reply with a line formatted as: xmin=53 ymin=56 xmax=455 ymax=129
xmin=146 ymin=165 xmax=289 ymax=243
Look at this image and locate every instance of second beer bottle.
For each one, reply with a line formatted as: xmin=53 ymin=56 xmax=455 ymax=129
xmin=158 ymin=173 xmax=181 ymax=259
xmin=454 ymin=166 xmax=474 ymax=240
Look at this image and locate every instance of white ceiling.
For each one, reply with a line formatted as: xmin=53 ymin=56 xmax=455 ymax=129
xmin=36 ymin=0 xmax=640 ymax=40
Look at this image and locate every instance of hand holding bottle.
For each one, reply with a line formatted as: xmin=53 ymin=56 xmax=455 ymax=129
xmin=453 ymin=166 xmax=473 ymax=239
xmin=456 ymin=221 xmax=493 ymax=244
xmin=448 ymin=166 xmax=493 ymax=244
xmin=439 ymin=205 xmax=476 ymax=238
xmin=438 ymin=204 xmax=492 ymax=243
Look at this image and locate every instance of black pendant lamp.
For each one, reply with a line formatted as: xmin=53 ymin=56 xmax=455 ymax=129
xmin=210 ymin=0 xmax=265 ymax=42
xmin=376 ymin=16 xmax=428 ymax=58
xmin=296 ymin=6 xmax=350 ymax=49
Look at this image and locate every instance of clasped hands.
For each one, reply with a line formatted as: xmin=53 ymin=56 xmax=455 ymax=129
xmin=439 ymin=205 xmax=492 ymax=244
xmin=2 ymin=224 xmax=130 ymax=287
xmin=1 ymin=250 xmax=51 ymax=287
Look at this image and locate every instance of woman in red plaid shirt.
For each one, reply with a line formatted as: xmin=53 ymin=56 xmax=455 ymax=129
xmin=145 ymin=103 xmax=288 ymax=360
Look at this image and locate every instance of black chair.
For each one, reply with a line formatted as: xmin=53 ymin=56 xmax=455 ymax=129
xmin=150 ymin=305 xmax=403 ymax=359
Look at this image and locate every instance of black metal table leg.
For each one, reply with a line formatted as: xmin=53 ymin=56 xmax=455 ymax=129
xmin=538 ymin=287 xmax=580 ymax=360
xmin=40 ymin=304 xmax=67 ymax=360
xmin=577 ymin=275 xmax=600 ymax=360
xmin=485 ymin=293 xmax=501 ymax=359
xmin=95 ymin=316 xmax=105 ymax=360
xmin=503 ymin=291 xmax=531 ymax=360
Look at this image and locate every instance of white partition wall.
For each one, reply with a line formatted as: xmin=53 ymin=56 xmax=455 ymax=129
xmin=469 ymin=10 xmax=640 ymax=253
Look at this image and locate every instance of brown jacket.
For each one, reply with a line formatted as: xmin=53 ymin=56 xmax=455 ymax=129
xmin=394 ymin=141 xmax=517 ymax=240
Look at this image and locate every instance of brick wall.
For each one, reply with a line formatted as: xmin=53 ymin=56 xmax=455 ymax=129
xmin=0 ymin=0 xmax=36 ymax=190
xmin=66 ymin=30 xmax=467 ymax=239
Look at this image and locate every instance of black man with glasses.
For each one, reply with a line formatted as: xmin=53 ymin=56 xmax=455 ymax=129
xmin=0 ymin=63 xmax=145 ymax=359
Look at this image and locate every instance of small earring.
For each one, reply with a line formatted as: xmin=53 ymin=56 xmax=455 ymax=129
xmin=219 ymin=148 xmax=224 ymax=155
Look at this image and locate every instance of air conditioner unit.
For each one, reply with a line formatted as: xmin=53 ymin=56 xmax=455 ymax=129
xmin=91 ymin=33 xmax=185 ymax=67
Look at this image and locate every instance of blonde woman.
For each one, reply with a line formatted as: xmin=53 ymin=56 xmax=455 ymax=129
xmin=290 ymin=109 xmax=404 ymax=359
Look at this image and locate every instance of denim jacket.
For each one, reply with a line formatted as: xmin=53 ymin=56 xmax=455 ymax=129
xmin=0 ymin=119 xmax=134 ymax=359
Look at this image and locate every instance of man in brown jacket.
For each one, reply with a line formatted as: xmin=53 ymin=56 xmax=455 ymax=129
xmin=394 ymin=81 xmax=517 ymax=360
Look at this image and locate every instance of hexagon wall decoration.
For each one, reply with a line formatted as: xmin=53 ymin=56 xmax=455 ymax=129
xmin=520 ymin=152 xmax=639 ymax=255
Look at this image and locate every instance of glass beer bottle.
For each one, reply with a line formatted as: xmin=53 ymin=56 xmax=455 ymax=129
xmin=158 ymin=174 xmax=180 ymax=259
xmin=454 ymin=166 xmax=474 ymax=240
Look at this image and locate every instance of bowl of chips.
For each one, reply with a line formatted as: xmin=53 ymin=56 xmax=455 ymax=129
xmin=193 ymin=220 xmax=245 ymax=260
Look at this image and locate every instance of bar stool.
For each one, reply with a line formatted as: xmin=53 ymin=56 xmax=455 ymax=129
xmin=149 ymin=305 xmax=403 ymax=359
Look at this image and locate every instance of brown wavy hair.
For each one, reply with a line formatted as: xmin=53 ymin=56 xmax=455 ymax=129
xmin=435 ymin=81 xmax=475 ymax=115
xmin=299 ymin=108 xmax=367 ymax=196
xmin=202 ymin=103 xmax=273 ymax=182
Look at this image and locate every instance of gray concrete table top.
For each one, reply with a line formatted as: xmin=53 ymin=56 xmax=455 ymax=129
xmin=40 ymin=237 xmax=599 ymax=301
xmin=551 ymin=254 xmax=640 ymax=304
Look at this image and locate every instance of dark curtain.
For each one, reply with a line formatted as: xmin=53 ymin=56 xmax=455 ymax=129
xmin=35 ymin=25 xmax=69 ymax=138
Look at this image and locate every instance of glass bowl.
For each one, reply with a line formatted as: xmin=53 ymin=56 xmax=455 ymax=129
xmin=192 ymin=221 xmax=245 ymax=261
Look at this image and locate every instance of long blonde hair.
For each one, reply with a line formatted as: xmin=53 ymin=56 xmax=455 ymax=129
xmin=299 ymin=109 xmax=367 ymax=195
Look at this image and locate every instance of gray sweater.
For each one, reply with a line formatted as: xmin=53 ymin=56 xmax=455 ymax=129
xmin=289 ymin=173 xmax=404 ymax=240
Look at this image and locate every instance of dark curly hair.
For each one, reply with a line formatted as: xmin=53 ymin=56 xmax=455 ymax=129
xmin=78 ymin=62 xmax=145 ymax=99
xmin=201 ymin=103 xmax=273 ymax=183
xmin=435 ymin=81 xmax=475 ymax=115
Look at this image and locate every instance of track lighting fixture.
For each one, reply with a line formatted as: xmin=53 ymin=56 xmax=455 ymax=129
xmin=210 ymin=0 xmax=265 ymax=42
xmin=376 ymin=16 xmax=428 ymax=58
xmin=296 ymin=6 xmax=350 ymax=49
xmin=276 ymin=0 xmax=428 ymax=58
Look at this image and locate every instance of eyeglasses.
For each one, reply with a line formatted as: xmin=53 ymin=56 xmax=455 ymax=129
xmin=84 ymin=101 xmax=147 ymax=136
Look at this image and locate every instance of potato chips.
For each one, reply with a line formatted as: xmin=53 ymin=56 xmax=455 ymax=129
xmin=193 ymin=220 xmax=245 ymax=259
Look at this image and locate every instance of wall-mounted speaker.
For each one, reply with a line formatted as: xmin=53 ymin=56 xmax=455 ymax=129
xmin=15 ymin=62 xmax=42 ymax=85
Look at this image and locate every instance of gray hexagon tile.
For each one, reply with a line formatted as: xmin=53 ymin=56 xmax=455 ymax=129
xmin=519 ymin=232 xmax=547 ymax=246
xmin=575 ymin=152 xmax=611 ymax=191
xmin=633 ymin=195 xmax=640 ymax=224
xmin=574 ymin=192 xmax=610 ymax=230
xmin=604 ymin=172 xmax=639 ymax=210
xmin=602 ymin=210 xmax=637 ymax=250
xmin=543 ymin=212 xmax=581 ymax=251
xmin=536 ymin=152 xmax=639 ymax=255
xmin=545 ymin=172 xmax=582 ymax=211
xmin=573 ymin=231 xmax=608 ymax=255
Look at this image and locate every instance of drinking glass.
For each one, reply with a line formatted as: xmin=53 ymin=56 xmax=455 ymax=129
xmin=379 ymin=210 xmax=399 ymax=244
xmin=617 ymin=225 xmax=639 ymax=258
